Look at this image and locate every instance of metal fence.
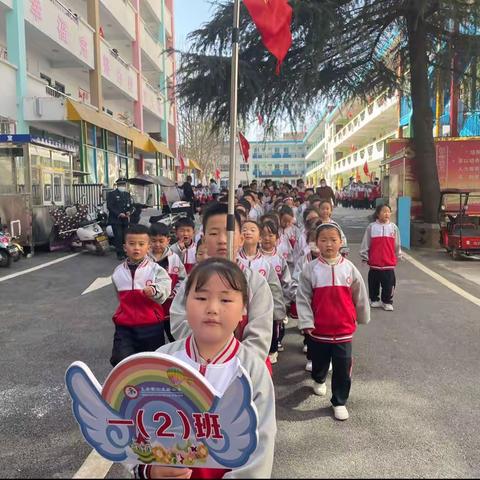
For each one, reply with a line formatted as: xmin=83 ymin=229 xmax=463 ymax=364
xmin=70 ymin=184 xmax=105 ymax=213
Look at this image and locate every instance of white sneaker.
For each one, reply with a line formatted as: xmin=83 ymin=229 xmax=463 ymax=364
xmin=283 ymin=317 xmax=289 ymax=325
xmin=370 ymin=300 xmax=383 ymax=308
xmin=277 ymin=343 xmax=284 ymax=352
xmin=383 ymin=303 xmax=394 ymax=311
xmin=328 ymin=361 xmax=333 ymax=373
xmin=305 ymin=360 xmax=312 ymax=372
xmin=269 ymin=352 xmax=278 ymax=364
xmin=313 ymin=382 xmax=327 ymax=396
xmin=333 ymin=405 xmax=349 ymax=421
xmin=303 ymin=344 xmax=308 ymax=354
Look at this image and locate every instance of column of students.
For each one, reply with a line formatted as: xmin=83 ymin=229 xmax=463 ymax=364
xmin=106 ymin=183 xmax=402 ymax=479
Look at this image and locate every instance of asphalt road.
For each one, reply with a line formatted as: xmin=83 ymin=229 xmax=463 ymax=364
xmin=0 ymin=208 xmax=479 ymax=478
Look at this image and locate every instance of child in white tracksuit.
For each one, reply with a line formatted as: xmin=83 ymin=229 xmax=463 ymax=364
xmin=296 ymin=223 xmax=370 ymax=421
xmin=135 ymin=258 xmax=276 ymax=479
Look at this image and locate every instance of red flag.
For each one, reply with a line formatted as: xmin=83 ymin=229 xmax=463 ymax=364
xmin=215 ymin=168 xmax=221 ymax=180
xmin=355 ymin=168 xmax=361 ymax=182
xmin=257 ymin=112 xmax=264 ymax=126
xmin=363 ymin=161 xmax=369 ymax=176
xmin=179 ymin=154 xmax=186 ymax=173
xmin=238 ymin=131 xmax=250 ymax=163
xmin=243 ymin=0 xmax=293 ymax=74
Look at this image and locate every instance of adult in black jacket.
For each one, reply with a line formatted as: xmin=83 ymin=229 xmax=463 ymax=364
xmin=181 ymin=175 xmax=195 ymax=219
xmin=107 ymin=177 xmax=132 ymax=260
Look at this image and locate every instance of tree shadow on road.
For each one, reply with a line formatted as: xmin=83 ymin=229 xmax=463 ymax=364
xmin=275 ymin=386 xmax=334 ymax=422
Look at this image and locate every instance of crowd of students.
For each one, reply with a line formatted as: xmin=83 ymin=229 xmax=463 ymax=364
xmin=107 ymin=179 xmax=402 ymax=479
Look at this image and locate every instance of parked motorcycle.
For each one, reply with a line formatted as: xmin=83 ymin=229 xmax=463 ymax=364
xmin=0 ymin=222 xmax=21 ymax=267
xmin=50 ymin=204 xmax=109 ymax=255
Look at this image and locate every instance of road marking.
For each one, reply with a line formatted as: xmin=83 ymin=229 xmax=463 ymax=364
xmin=73 ymin=450 xmax=112 ymax=479
xmin=0 ymin=253 xmax=81 ymax=283
xmin=82 ymin=276 xmax=112 ymax=295
xmin=403 ymin=252 xmax=480 ymax=308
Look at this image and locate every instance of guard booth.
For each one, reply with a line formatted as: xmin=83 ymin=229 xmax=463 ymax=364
xmin=0 ymin=134 xmax=74 ymax=251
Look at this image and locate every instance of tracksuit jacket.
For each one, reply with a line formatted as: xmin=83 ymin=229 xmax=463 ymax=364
xmin=237 ymin=249 xmax=287 ymax=322
xmin=171 ymin=240 xmax=197 ymax=274
xmin=359 ymin=221 xmax=401 ymax=270
xmin=134 ymin=335 xmax=276 ymax=479
xmin=111 ymin=258 xmax=171 ymax=327
xmin=170 ymin=265 xmax=274 ymax=361
xmin=296 ymin=256 xmax=370 ymax=343
xmin=261 ymin=248 xmax=295 ymax=303
xmin=149 ymin=247 xmax=187 ymax=316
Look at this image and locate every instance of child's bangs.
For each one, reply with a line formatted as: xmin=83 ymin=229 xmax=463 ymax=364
xmin=186 ymin=259 xmax=248 ymax=305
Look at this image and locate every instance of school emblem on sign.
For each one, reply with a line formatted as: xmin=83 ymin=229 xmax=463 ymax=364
xmin=258 ymin=269 xmax=267 ymax=277
xmin=65 ymin=353 xmax=259 ymax=468
xmin=275 ymin=265 xmax=282 ymax=273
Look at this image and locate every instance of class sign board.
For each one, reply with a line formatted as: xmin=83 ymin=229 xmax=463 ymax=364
xmin=65 ymin=353 xmax=258 ymax=469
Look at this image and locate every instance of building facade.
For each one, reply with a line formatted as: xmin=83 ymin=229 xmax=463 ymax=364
xmin=0 ymin=0 xmax=177 ymax=195
xmin=217 ymin=142 xmax=250 ymax=188
xmin=251 ymin=133 xmax=310 ymax=186
xmin=304 ymin=92 xmax=399 ymax=189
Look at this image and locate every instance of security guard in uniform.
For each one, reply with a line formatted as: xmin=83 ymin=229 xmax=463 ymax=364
xmin=107 ymin=177 xmax=133 ymax=260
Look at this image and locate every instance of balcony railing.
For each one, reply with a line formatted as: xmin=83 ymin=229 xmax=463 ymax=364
xmin=99 ymin=0 xmax=136 ymax=39
xmin=25 ymin=0 xmax=95 ymax=68
xmin=333 ymin=133 xmax=394 ymax=174
xmin=332 ymin=92 xmax=397 ymax=146
xmin=142 ymin=22 xmax=163 ymax=71
xmin=143 ymin=78 xmax=164 ymax=119
xmin=100 ymin=39 xmax=138 ymax=100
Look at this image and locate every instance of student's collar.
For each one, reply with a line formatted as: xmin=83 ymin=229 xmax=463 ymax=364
xmin=185 ymin=335 xmax=239 ymax=366
xmin=317 ymin=254 xmax=343 ymax=266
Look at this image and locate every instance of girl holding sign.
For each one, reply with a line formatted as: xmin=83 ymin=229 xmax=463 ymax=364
xmin=137 ymin=258 xmax=276 ymax=479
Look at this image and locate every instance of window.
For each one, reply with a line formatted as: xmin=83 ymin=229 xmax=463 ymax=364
xmin=107 ymin=132 xmax=117 ymax=152
xmin=284 ymin=147 xmax=289 ymax=153
xmin=274 ymin=147 xmax=280 ymax=154
xmin=86 ymin=123 xmax=95 ymax=146
xmin=118 ymin=137 xmax=127 ymax=156
xmin=53 ymin=175 xmax=63 ymax=202
xmin=43 ymin=172 xmax=52 ymax=203
xmin=96 ymin=128 xmax=104 ymax=149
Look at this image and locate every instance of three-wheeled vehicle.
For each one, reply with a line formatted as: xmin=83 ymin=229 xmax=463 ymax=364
xmin=438 ymin=189 xmax=480 ymax=260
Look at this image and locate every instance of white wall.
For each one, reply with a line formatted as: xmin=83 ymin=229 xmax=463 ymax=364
xmin=0 ymin=59 xmax=18 ymax=119
xmin=26 ymin=48 xmax=90 ymax=102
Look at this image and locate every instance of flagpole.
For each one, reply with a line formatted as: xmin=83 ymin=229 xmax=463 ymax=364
xmin=227 ymin=0 xmax=241 ymax=261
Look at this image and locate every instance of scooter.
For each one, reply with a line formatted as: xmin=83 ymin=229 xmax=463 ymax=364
xmin=52 ymin=205 xmax=109 ymax=255
xmin=0 ymin=222 xmax=21 ymax=267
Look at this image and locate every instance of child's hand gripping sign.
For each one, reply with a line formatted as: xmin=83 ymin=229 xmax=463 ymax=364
xmin=65 ymin=353 xmax=258 ymax=469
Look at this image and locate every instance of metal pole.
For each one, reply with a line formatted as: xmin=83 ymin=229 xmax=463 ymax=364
xmin=227 ymin=0 xmax=241 ymax=261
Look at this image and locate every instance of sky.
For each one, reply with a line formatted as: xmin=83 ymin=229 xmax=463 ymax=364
xmin=174 ymin=0 xmax=214 ymax=52
xmin=173 ymin=0 xmax=309 ymax=140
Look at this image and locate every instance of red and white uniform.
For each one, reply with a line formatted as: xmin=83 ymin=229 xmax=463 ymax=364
xmin=296 ymin=256 xmax=370 ymax=343
xmin=237 ymin=249 xmax=286 ymax=323
xmin=359 ymin=221 xmax=401 ymax=270
xmin=150 ymin=248 xmax=187 ymax=316
xmin=134 ymin=335 xmax=276 ymax=479
xmin=261 ymin=247 xmax=294 ymax=303
xmin=171 ymin=240 xmax=197 ymax=274
xmin=112 ymin=259 xmax=171 ymax=327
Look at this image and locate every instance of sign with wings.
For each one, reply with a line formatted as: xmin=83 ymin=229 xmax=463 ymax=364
xmin=65 ymin=353 xmax=258 ymax=469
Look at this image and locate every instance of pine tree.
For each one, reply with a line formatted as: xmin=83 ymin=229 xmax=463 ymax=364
xmin=177 ymin=0 xmax=480 ymax=222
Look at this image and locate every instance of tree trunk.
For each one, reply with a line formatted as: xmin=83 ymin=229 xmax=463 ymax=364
xmin=406 ymin=7 xmax=441 ymax=223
